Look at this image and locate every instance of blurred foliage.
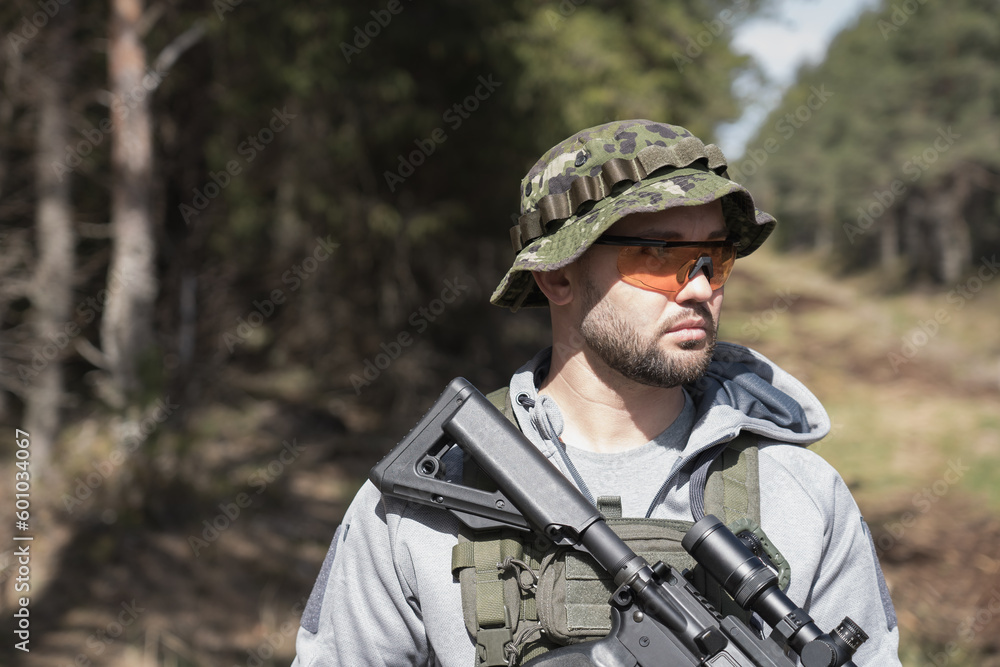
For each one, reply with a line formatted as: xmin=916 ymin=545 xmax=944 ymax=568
xmin=1 ymin=0 xmax=772 ymax=424
xmin=735 ymin=0 xmax=1000 ymax=284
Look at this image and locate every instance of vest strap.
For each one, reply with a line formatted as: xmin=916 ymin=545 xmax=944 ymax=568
xmin=453 ymin=528 xmax=526 ymax=666
xmin=704 ymin=435 xmax=760 ymax=525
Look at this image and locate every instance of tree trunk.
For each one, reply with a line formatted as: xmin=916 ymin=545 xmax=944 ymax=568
xmin=101 ymin=0 xmax=158 ymax=407
xmin=879 ymin=208 xmax=899 ymax=272
xmin=930 ymin=172 xmax=972 ymax=285
xmin=25 ymin=11 xmax=75 ymax=473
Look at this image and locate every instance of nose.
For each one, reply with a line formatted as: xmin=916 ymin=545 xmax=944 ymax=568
xmin=675 ymin=264 xmax=716 ymax=303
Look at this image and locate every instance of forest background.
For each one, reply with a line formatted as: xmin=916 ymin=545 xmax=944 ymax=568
xmin=2 ymin=0 xmax=999 ymax=665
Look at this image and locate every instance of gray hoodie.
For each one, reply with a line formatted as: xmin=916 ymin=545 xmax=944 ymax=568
xmin=292 ymin=343 xmax=901 ymax=666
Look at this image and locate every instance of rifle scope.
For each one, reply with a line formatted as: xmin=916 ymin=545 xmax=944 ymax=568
xmin=683 ymin=515 xmax=868 ymax=667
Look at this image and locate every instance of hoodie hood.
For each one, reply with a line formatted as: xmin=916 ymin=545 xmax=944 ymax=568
xmin=685 ymin=341 xmax=830 ymax=450
xmin=508 ymin=342 xmax=830 ymax=488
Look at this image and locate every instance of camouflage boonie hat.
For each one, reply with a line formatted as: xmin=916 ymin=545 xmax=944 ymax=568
xmin=490 ymin=119 xmax=776 ymax=310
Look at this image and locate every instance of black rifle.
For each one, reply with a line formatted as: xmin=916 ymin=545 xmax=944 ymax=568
xmin=370 ymin=378 xmax=868 ymax=667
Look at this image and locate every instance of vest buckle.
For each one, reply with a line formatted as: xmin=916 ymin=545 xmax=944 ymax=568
xmin=477 ymin=626 xmax=513 ymax=666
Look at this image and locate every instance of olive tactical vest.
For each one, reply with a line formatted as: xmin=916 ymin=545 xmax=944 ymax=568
xmin=451 ymin=388 xmax=791 ymax=667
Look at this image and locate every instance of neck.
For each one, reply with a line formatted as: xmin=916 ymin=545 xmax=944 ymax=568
xmin=538 ymin=338 xmax=686 ymax=454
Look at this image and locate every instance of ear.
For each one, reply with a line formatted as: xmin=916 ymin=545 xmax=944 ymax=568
xmin=531 ymin=268 xmax=574 ymax=306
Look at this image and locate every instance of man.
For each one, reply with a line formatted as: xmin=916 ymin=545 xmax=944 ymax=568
xmin=292 ymin=120 xmax=901 ymax=666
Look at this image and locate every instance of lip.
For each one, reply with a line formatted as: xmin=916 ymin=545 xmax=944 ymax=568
xmin=666 ymin=319 xmax=707 ymax=334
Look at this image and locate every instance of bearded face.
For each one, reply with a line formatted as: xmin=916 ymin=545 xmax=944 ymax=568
xmin=577 ymin=274 xmax=717 ymax=389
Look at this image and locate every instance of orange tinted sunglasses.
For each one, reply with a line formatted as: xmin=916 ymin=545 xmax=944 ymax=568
xmin=592 ymin=235 xmax=737 ymax=294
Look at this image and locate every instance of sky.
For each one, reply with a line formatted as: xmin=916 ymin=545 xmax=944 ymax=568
xmin=715 ymin=0 xmax=881 ymax=158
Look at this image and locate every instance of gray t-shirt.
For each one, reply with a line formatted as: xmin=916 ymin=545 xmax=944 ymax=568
xmin=562 ymin=391 xmax=696 ymax=518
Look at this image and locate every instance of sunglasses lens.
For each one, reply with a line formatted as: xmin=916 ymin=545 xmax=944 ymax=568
xmin=617 ymin=245 xmax=735 ymax=294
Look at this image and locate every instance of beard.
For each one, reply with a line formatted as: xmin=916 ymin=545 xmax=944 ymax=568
xmin=577 ymin=279 xmax=717 ymax=389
